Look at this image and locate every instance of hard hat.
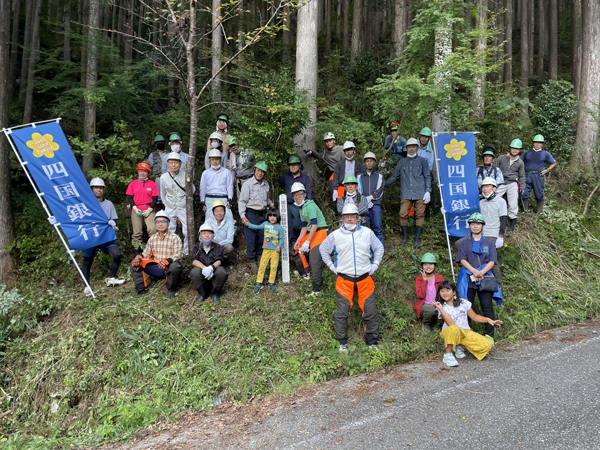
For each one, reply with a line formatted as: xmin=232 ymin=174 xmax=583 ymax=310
xmin=467 ymin=212 xmax=486 ymax=225
xmin=406 ymin=137 xmax=419 ymax=146
xmin=168 ymin=132 xmax=182 ymax=142
xmin=421 ymin=253 xmax=437 ymax=264
xmin=419 ymin=127 xmax=432 ymax=137
xmin=154 ymin=134 xmax=165 ymax=143
xmin=481 ymin=177 xmax=497 ymax=187
xmin=136 ymin=161 xmax=152 ymax=172
xmin=207 ymin=149 xmax=222 ymax=158
xmin=389 ymin=122 xmax=399 ymax=131
xmin=342 ymin=204 xmax=359 ymax=215
xmin=209 ymin=131 xmax=223 ymax=142
xmin=533 ymin=134 xmax=544 ymax=143
xmin=211 ymin=200 xmax=226 ymax=211
xmin=227 ymin=136 xmax=238 ymax=146
xmin=509 ymin=138 xmax=523 ymax=149
xmin=254 ymin=161 xmax=268 ymax=173
xmin=483 ymin=143 xmax=496 ymax=153
xmin=90 ymin=177 xmax=105 ymax=187
xmin=199 ymin=222 xmax=215 ymax=234
xmin=155 ymin=211 xmax=170 ymax=221
xmin=363 ymin=151 xmax=377 ymax=161
xmin=343 ymin=141 xmax=356 ymax=151
xmin=288 ymin=154 xmax=302 ymax=165
xmin=217 ymin=112 xmax=229 ymax=123
xmin=323 ymin=132 xmax=336 ymax=141
xmin=291 ymin=182 xmax=306 ymax=193
xmin=343 ymin=175 xmax=358 ymax=185
xmin=482 ymin=150 xmax=496 ymax=158
xmin=167 ymin=152 xmax=181 ymax=161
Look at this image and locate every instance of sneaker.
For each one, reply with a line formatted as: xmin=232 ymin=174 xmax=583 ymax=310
xmin=84 ymin=286 xmax=93 ymax=297
xmin=195 ymin=295 xmax=205 ymax=303
xmin=422 ymin=322 xmax=431 ymax=332
xmin=268 ymin=283 xmax=278 ymax=293
xmin=369 ymin=345 xmax=379 ymax=351
xmin=454 ymin=346 xmax=466 ymax=359
xmin=167 ymin=289 xmax=177 ymax=299
xmin=485 ymin=335 xmax=494 ymax=348
xmin=106 ymin=277 xmax=125 ymax=287
xmin=213 ymin=295 xmax=221 ymax=303
xmin=339 ymin=344 xmax=348 ymax=352
xmin=302 ymin=273 xmax=310 ymax=281
xmin=443 ymin=352 xmax=459 ymax=367
xmin=306 ymin=291 xmax=320 ymax=298
xmin=254 ymin=283 xmax=263 ymax=294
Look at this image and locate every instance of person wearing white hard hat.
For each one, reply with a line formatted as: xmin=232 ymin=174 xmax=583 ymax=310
xmin=278 ymin=154 xmax=313 ymax=246
xmin=206 ymin=112 xmax=230 ymax=156
xmin=205 ymin=131 xmax=229 ymax=170
xmin=166 ymin=132 xmax=190 ymax=172
xmin=160 ymin=152 xmax=193 ymax=255
xmin=358 ymin=152 xmax=385 ymax=244
xmin=130 ymin=211 xmax=184 ymax=298
xmin=332 ymin=141 xmax=365 ymax=204
xmin=206 ymin=200 xmax=236 ymax=260
xmin=200 ymin=148 xmax=234 ymax=223
xmin=305 ymin=132 xmax=344 ymax=209
xmin=190 ymin=222 xmax=229 ymax=303
xmin=75 ymin=178 xmax=125 ymax=296
xmin=320 ymin=203 xmax=385 ymax=352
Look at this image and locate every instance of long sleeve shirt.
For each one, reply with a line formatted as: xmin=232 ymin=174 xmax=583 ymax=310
xmin=199 ymin=166 xmax=233 ymax=201
xmin=320 ymin=225 xmax=384 ymax=270
xmin=384 ymin=135 xmax=407 ymax=161
xmin=496 ymin=154 xmax=526 ymax=187
xmin=337 ymin=194 xmax=369 ymax=216
xmin=278 ymin=171 xmax=313 ymax=203
xmin=310 ymin=145 xmax=344 ymax=172
xmin=143 ymin=231 xmax=183 ymax=261
xmin=417 ymin=141 xmax=434 ymax=172
xmin=191 ymin=242 xmax=224 ymax=267
xmin=206 ymin=217 xmax=236 ymax=246
xmin=358 ymin=170 xmax=384 ymax=206
xmin=238 ymin=176 xmax=274 ymax=219
xmin=333 ymin=159 xmax=365 ymax=188
xmin=230 ymin=148 xmax=255 ymax=179
xmin=385 ymin=156 xmax=432 ymax=200
xmin=204 ymin=148 xmax=229 ymax=171
xmin=247 ymin=222 xmax=284 ymax=250
xmin=477 ymin=165 xmax=505 ymax=188
xmin=160 ymin=170 xmax=189 ymax=210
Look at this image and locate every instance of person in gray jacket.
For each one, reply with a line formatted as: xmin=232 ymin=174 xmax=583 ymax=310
xmin=385 ymin=138 xmax=431 ymax=248
xmin=332 ymin=141 xmax=365 ymax=202
xmin=495 ymin=139 xmax=526 ymax=232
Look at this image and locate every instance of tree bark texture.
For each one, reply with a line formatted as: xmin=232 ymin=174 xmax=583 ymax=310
xmin=283 ymin=3 xmax=292 ymax=62
xmin=504 ymin=0 xmax=513 ymax=90
xmin=572 ymin=0 xmax=582 ymax=97
xmin=343 ymin=0 xmax=349 ymax=52
xmin=185 ymin=0 xmax=198 ymax=251
xmin=574 ymin=0 xmax=600 ymax=167
xmin=432 ymin=3 xmax=452 ymax=133
xmin=8 ymin=0 xmax=21 ymax=101
xmin=536 ymin=0 xmax=546 ymax=76
xmin=325 ymin=0 xmax=332 ymax=52
xmin=392 ymin=0 xmax=407 ymax=59
xmin=473 ymin=0 xmax=487 ymax=120
xmin=23 ymin=0 xmax=42 ymax=124
xmin=350 ymin=0 xmax=363 ymax=61
xmin=337 ymin=0 xmax=342 ymax=42
xmin=520 ymin=0 xmax=529 ymax=100
xmin=548 ymin=0 xmax=558 ymax=80
xmin=123 ymin=0 xmax=133 ymax=63
xmin=19 ymin=0 xmax=35 ymax=103
xmin=63 ymin=1 xmax=71 ymax=61
xmin=212 ymin=0 xmax=222 ymax=102
xmin=528 ymin=0 xmax=533 ymax=75
xmin=465 ymin=0 xmax=472 ymax=34
xmin=294 ymin=0 xmax=319 ymax=178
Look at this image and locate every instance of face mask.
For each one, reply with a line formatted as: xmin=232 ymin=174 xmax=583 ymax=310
xmin=294 ymin=198 xmax=306 ymax=207
xmin=201 ymin=238 xmax=213 ymax=245
xmin=212 ymin=164 xmax=221 ymax=170
xmin=156 ymin=143 xmax=165 ymax=150
xmin=534 ymin=147 xmax=542 ymax=152
xmin=345 ymin=154 xmax=354 ymax=161
xmin=211 ymin=142 xmax=220 ymax=149
xmin=407 ymin=153 xmax=417 ymax=159
xmin=346 ymin=190 xmax=357 ymax=198
xmin=171 ymin=144 xmax=181 ymax=152
xmin=344 ymin=223 xmax=357 ymax=231
xmin=483 ymin=191 xmax=492 ymax=199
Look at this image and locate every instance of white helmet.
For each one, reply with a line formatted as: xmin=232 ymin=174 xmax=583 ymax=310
xmin=199 ymin=223 xmax=215 ymax=234
xmin=363 ymin=152 xmax=377 ymax=162
xmin=324 ymin=132 xmax=335 ymax=141
xmin=207 ymin=149 xmax=222 ymax=158
xmin=166 ymin=152 xmax=181 ymax=161
xmin=155 ymin=211 xmax=170 ymax=221
xmin=481 ymin=177 xmax=497 ymax=187
xmin=291 ymin=182 xmax=306 ymax=193
xmin=89 ymin=177 xmax=105 ymax=187
xmin=343 ymin=141 xmax=356 ymax=151
xmin=342 ymin=204 xmax=359 ymax=215
xmin=406 ymin=137 xmax=419 ymax=146
xmin=209 ymin=131 xmax=223 ymax=142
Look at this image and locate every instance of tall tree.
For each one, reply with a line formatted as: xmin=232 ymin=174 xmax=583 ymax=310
xmin=212 ymin=0 xmax=223 ymax=102
xmin=574 ymin=0 xmax=600 ymax=168
xmin=23 ymin=0 xmax=43 ymax=123
xmin=548 ymin=0 xmax=558 ymax=80
xmin=325 ymin=0 xmax=331 ymax=52
xmin=520 ymin=0 xmax=529 ymax=102
xmin=294 ymin=0 xmax=319 ymax=178
xmin=0 ymin=0 xmax=16 ymax=280
xmin=503 ymin=0 xmax=512 ymax=90
xmin=343 ymin=0 xmax=349 ymax=52
xmin=473 ymin=0 xmax=487 ymax=120
xmin=63 ymin=0 xmax=71 ymax=62
xmin=392 ymin=0 xmax=407 ymax=59
xmin=123 ymin=0 xmax=133 ymax=63
xmin=350 ymin=0 xmax=363 ymax=61
xmin=19 ymin=0 xmax=35 ymax=103
xmin=572 ymin=0 xmax=582 ymax=97
xmin=536 ymin=0 xmax=546 ymax=77
xmin=432 ymin=1 xmax=452 ymax=132
xmin=8 ymin=0 xmax=21 ymax=101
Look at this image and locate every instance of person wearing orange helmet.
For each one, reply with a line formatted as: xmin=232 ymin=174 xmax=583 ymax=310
xmin=126 ymin=161 xmax=159 ymax=253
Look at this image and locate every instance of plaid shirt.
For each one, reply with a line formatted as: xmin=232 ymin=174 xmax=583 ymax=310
xmin=143 ymin=231 xmax=183 ymax=261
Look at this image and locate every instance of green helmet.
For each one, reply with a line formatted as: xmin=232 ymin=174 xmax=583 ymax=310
xmin=217 ymin=112 xmax=229 ymax=123
xmin=154 ymin=134 xmax=165 ymax=143
xmin=227 ymin=136 xmax=238 ymax=146
xmin=467 ymin=212 xmax=486 ymax=225
xmin=343 ymin=175 xmax=358 ymax=184
xmin=169 ymin=132 xmax=182 ymax=142
xmin=509 ymin=138 xmax=522 ymax=149
xmin=421 ymin=253 xmax=437 ymax=264
xmin=482 ymin=150 xmax=495 ymax=158
xmin=533 ymin=134 xmax=544 ymax=143
xmin=254 ymin=161 xmax=268 ymax=173
xmin=419 ymin=127 xmax=432 ymax=137
xmin=390 ymin=124 xmax=399 ymax=131
xmin=288 ymin=154 xmax=301 ymax=165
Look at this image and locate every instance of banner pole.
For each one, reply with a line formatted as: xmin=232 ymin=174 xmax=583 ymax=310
xmin=432 ymin=132 xmax=456 ymax=282
xmin=2 ymin=126 xmax=96 ymax=299
xmin=279 ymin=194 xmax=290 ymax=283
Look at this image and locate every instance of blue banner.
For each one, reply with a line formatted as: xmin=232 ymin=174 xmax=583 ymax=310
xmin=11 ymin=121 xmax=116 ymax=251
xmin=436 ymin=133 xmax=480 ymax=237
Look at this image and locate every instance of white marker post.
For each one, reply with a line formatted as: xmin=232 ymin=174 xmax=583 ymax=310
xmin=279 ymin=194 xmax=290 ymax=283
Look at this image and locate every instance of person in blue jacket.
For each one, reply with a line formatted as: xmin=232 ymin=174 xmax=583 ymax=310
xmin=383 ymin=122 xmax=407 ymax=166
xmin=520 ymin=134 xmax=557 ymax=214
xmin=278 ymin=154 xmax=312 ymax=245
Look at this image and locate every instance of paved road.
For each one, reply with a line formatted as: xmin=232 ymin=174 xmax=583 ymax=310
xmin=107 ymin=321 xmax=600 ymax=450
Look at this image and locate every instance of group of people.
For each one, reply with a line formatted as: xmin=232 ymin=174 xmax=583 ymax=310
xmin=57 ymin=116 xmax=557 ymax=364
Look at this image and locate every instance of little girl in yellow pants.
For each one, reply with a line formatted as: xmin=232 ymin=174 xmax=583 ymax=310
xmin=248 ymin=209 xmax=283 ymax=294
xmin=434 ymin=280 xmax=503 ymax=367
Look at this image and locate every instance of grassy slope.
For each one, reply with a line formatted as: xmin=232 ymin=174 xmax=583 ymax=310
xmin=1 ymin=172 xmax=600 ymax=449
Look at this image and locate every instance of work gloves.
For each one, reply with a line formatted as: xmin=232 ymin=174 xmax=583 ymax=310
xmin=300 ymin=241 xmax=310 ymax=254
xmin=539 ymin=168 xmax=550 ymax=176
xmin=132 ymin=206 xmax=143 ymax=216
xmin=108 ymin=220 xmax=119 ymax=232
xmin=202 ymin=266 xmax=214 ymax=279
xmin=328 ymin=264 xmax=337 ymax=274
xmin=332 ymin=190 xmax=338 ymax=201
xmin=142 ymin=208 xmax=152 ymax=218
xmin=157 ymin=258 xmax=171 ymax=270
xmin=201 ymin=202 xmax=207 ymax=212
xmin=423 ymin=192 xmax=431 ymax=204
xmin=496 ymin=237 xmax=504 ymax=249
xmin=132 ymin=256 xmax=142 ymax=269
xmin=369 ymin=263 xmax=379 ymax=275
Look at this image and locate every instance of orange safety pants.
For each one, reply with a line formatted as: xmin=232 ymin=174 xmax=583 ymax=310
xmin=294 ymin=228 xmax=328 ymax=291
xmin=295 ymin=228 xmax=328 ymax=270
xmin=333 ymin=273 xmax=379 ymax=345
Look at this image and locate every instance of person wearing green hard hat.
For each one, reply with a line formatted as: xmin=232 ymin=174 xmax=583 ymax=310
xmin=206 ymin=112 xmax=231 ymax=154
xmin=417 ymin=127 xmax=434 ymax=173
xmin=456 ymin=212 xmax=500 ymax=340
xmin=227 ymin=136 xmax=256 ymax=193
xmin=414 ymin=252 xmax=444 ymax=332
xmin=476 ymin=143 xmax=505 ymax=190
xmin=495 ymin=138 xmax=526 ymax=232
xmin=331 ymin=141 xmax=366 ymax=206
xmin=278 ymin=153 xmax=313 ymax=246
xmin=384 ymin=121 xmax=407 ymax=165
xmin=146 ymin=133 xmax=168 ymax=181
xmin=358 ymin=152 xmax=385 ymax=244
xmin=336 ymin=175 xmax=369 ymax=224
xmin=520 ymin=134 xmax=557 ymax=214
xmin=167 ymin=131 xmax=190 ymax=173
xmin=239 ymin=161 xmax=275 ymax=274
xmin=305 ymin=132 xmax=344 ymax=211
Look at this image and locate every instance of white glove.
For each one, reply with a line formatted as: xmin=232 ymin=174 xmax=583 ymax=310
xmin=380 ymin=161 xmax=386 ymax=168
xmin=440 ymin=207 xmax=446 ymax=215
xmin=369 ymin=263 xmax=379 ymax=275
xmin=108 ymin=220 xmax=116 ymax=228
xmin=202 ymin=266 xmax=213 ymax=278
xmin=423 ymin=192 xmax=431 ymax=204
xmin=300 ymin=241 xmax=310 ymax=254
xmin=496 ymin=237 xmax=504 ymax=249
xmin=368 ymin=201 xmax=374 ymax=209
xmin=366 ymin=195 xmax=373 ymax=202
xmin=48 ymin=216 xmax=58 ymax=225
xmin=332 ymin=190 xmax=338 ymax=201
xmin=206 ymin=270 xmax=214 ymax=280
xmin=328 ymin=264 xmax=337 ymax=274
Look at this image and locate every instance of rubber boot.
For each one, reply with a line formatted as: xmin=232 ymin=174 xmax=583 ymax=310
xmin=522 ymin=199 xmax=530 ymax=212
xmin=249 ymin=258 xmax=258 ymax=274
xmin=413 ymin=226 xmax=423 ymax=249
xmin=400 ymin=226 xmax=409 ymax=246
xmin=536 ymin=203 xmax=544 ymax=214
xmin=508 ymin=218 xmax=516 ymax=232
